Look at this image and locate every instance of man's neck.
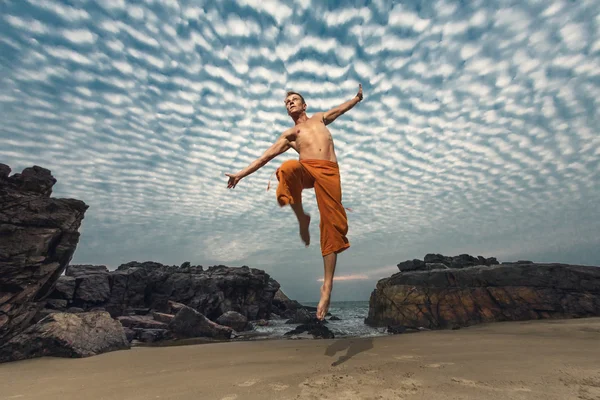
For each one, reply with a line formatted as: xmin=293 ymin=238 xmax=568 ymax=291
xmin=293 ymin=112 xmax=309 ymax=125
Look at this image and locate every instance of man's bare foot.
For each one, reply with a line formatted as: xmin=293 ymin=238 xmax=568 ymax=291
xmin=317 ymin=284 xmax=331 ymax=320
xmin=299 ymin=213 xmax=310 ymax=247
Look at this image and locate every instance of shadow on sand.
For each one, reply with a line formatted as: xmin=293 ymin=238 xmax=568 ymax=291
xmin=325 ymin=337 xmax=374 ymax=366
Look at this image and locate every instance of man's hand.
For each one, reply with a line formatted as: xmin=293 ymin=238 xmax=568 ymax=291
xmin=356 ymin=84 xmax=363 ymax=101
xmin=225 ymin=173 xmax=242 ymax=189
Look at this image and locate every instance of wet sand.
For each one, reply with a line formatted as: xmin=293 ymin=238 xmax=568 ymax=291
xmin=1 ymin=317 xmax=599 ymax=400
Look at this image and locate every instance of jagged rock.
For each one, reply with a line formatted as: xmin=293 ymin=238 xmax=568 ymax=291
xmin=284 ymin=308 xmax=325 ymax=324
xmin=51 ymin=276 xmax=76 ymax=300
xmin=116 ymin=315 xmax=168 ymax=330
xmin=0 ymin=311 xmax=129 ymax=363
xmin=329 ymin=316 xmax=341 ymax=321
xmin=397 ymin=254 xmax=499 ymax=272
xmin=67 ymin=307 xmax=84 ymax=313
xmin=0 ymin=164 xmax=88 ymax=343
xmin=271 ymin=286 xmax=317 ymax=318
xmin=216 ymin=311 xmax=248 ymax=332
xmin=284 ymin=322 xmax=334 ymax=339
xmin=168 ymin=301 xmax=186 ymax=314
xmin=46 ymin=299 xmax=67 ymax=310
xmin=66 ymin=264 xmax=109 ymax=277
xmin=73 ymin=272 xmax=111 ymax=305
xmin=152 ymin=311 xmax=174 ymax=324
xmin=169 ymin=306 xmax=232 ymax=340
xmin=70 ymin=262 xmax=280 ymax=321
xmin=135 ymin=328 xmax=171 ymax=343
xmin=123 ymin=327 xmax=136 ymax=342
xmin=367 ymin=261 xmax=600 ymax=330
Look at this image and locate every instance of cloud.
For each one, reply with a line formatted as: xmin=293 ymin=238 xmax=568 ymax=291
xmin=1 ymin=0 xmax=599 ymax=302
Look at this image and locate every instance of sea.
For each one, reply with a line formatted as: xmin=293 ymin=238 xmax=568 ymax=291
xmin=252 ymin=300 xmax=388 ymax=339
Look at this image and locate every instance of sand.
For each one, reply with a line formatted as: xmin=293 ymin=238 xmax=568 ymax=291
xmin=1 ymin=317 xmax=599 ymax=400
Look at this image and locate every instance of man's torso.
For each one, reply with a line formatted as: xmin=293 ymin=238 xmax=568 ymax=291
xmin=284 ymin=113 xmax=338 ymax=163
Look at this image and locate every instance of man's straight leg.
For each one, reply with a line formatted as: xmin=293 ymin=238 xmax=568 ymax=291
xmin=318 ymin=252 xmax=337 ymax=320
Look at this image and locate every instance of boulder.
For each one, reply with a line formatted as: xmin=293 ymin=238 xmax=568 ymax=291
xmin=284 ymin=322 xmax=334 ymax=339
xmin=152 ymin=311 xmax=175 ymax=324
xmin=116 ymin=315 xmax=168 ymax=330
xmin=51 ymin=276 xmax=76 ymax=300
xmin=367 ymin=261 xmax=600 ymax=330
xmin=135 ymin=328 xmax=171 ymax=343
xmin=397 ymin=254 xmax=499 ymax=272
xmin=169 ymin=306 xmax=232 ymax=340
xmin=0 ymin=164 xmax=88 ymax=343
xmin=0 ymin=311 xmax=129 ymax=363
xmin=216 ymin=311 xmax=248 ymax=332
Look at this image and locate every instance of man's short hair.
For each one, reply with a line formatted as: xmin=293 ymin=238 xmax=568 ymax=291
xmin=285 ymin=91 xmax=305 ymax=104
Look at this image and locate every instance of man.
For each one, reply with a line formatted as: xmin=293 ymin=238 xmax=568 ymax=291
xmin=225 ymin=84 xmax=363 ymax=320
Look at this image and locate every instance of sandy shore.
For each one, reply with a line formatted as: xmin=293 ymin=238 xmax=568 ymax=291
xmin=1 ymin=318 xmax=599 ymax=400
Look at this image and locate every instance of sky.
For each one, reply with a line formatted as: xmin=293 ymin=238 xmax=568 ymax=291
xmin=1 ymin=0 xmax=599 ymax=302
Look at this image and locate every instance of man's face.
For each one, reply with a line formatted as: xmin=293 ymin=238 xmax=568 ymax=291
xmin=285 ymin=94 xmax=305 ymax=116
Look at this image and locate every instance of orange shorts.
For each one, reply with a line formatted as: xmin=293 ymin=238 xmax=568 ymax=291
xmin=274 ymin=159 xmax=350 ymax=257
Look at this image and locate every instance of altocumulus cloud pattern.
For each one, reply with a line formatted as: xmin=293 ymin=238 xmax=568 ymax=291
xmin=1 ymin=0 xmax=599 ymax=298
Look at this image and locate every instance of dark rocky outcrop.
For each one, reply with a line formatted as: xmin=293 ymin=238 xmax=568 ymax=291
xmin=46 ymin=263 xmax=280 ymax=322
xmin=0 ymin=311 xmax=129 ymax=362
xmin=0 ymin=164 xmax=88 ymax=343
xmin=367 ymin=256 xmax=600 ymax=330
xmin=271 ymin=287 xmax=317 ymax=318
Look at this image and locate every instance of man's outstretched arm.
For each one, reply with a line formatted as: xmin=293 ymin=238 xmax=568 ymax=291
xmin=322 ymin=84 xmax=363 ymax=125
xmin=226 ymin=132 xmax=291 ymax=189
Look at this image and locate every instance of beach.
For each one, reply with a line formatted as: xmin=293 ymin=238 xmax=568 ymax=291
xmin=1 ymin=317 xmax=599 ymax=400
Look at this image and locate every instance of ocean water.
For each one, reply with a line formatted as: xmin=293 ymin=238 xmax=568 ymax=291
xmin=252 ymin=301 xmax=388 ymax=339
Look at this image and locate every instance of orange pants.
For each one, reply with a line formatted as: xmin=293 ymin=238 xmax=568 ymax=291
xmin=275 ymin=159 xmax=350 ymax=257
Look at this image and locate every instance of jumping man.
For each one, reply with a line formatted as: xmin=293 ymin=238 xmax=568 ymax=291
xmin=226 ymin=84 xmax=363 ymax=320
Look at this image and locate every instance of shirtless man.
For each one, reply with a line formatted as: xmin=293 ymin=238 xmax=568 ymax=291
xmin=226 ymin=84 xmax=363 ymax=320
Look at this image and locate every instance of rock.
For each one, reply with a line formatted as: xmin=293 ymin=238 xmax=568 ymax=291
xmin=329 ymin=316 xmax=341 ymax=321
xmin=168 ymin=301 xmax=186 ymax=314
xmin=67 ymin=307 xmax=84 ymax=313
xmin=216 ymin=311 xmax=248 ymax=332
xmin=367 ymin=261 xmax=600 ymax=330
xmin=73 ymin=272 xmax=111 ymax=305
xmin=80 ymin=262 xmax=279 ymax=320
xmin=398 ymin=254 xmax=499 ymax=272
xmin=66 ymin=264 xmax=109 ymax=277
xmin=152 ymin=311 xmax=175 ymax=324
xmin=51 ymin=276 xmax=76 ymax=300
xmin=0 ymin=311 xmax=129 ymax=363
xmin=270 ymin=286 xmax=317 ymax=318
xmin=46 ymin=299 xmax=68 ymax=310
xmin=123 ymin=327 xmax=136 ymax=342
xmin=169 ymin=306 xmax=232 ymax=340
xmin=116 ymin=315 xmax=168 ymax=330
xmin=285 ymin=308 xmax=314 ymax=324
xmin=251 ymin=319 xmax=270 ymax=327
xmin=135 ymin=328 xmax=170 ymax=343
xmin=284 ymin=322 xmax=334 ymax=339
xmin=0 ymin=164 xmax=88 ymax=343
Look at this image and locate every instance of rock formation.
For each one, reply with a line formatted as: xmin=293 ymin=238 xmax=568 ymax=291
xmin=366 ymin=255 xmax=600 ymax=330
xmin=0 ymin=311 xmax=129 ymax=362
xmin=0 ymin=164 xmax=88 ymax=342
xmin=44 ymin=262 xmax=279 ymax=322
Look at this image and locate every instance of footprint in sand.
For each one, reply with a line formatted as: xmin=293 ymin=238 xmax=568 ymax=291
xmin=423 ymin=362 xmax=455 ymax=368
xmin=394 ymin=355 xmax=421 ymax=361
xmin=451 ymin=377 xmax=532 ymax=393
xmin=237 ymin=379 xmax=260 ymax=387
xmin=269 ymin=383 xmax=289 ymax=391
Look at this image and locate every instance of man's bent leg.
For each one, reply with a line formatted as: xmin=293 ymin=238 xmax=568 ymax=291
xmin=276 ymin=160 xmax=314 ymax=246
xmin=317 ymin=252 xmax=337 ymax=320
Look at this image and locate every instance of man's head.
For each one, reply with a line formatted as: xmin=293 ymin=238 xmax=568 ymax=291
xmin=284 ymin=91 xmax=307 ymax=117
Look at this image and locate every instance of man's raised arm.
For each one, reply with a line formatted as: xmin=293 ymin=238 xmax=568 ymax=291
xmin=225 ymin=132 xmax=291 ymax=189
xmin=322 ymin=84 xmax=363 ymax=125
